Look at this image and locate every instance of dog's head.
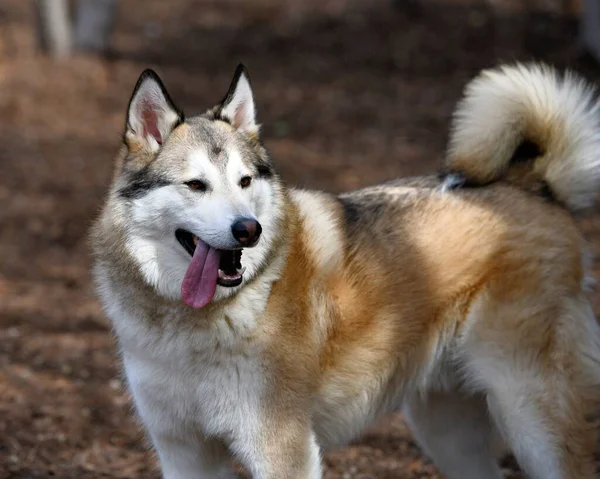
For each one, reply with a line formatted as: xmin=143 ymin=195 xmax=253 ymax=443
xmin=110 ymin=65 xmax=284 ymax=308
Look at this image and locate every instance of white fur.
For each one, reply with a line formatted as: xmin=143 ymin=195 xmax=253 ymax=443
xmin=186 ymin=149 xmax=221 ymax=185
xmin=438 ymin=173 xmax=465 ymax=193
xmin=448 ymin=63 xmax=600 ymax=210
xmin=303 ymin=433 xmax=322 ymax=479
xmin=96 ymin=254 xmax=316 ymax=478
xmin=289 ymin=190 xmax=344 ymax=275
xmin=109 ymin=287 xmax=267 ymax=477
xmin=120 ymin=143 xmax=281 ymax=304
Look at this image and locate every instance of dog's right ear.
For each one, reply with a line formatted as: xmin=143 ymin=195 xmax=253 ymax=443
xmin=124 ymin=69 xmax=183 ymax=155
xmin=217 ymin=64 xmax=259 ymax=137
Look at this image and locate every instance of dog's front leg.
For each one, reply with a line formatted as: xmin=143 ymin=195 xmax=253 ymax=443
xmin=124 ymin=367 xmax=236 ymax=479
xmin=151 ymin=432 xmax=236 ymax=479
xmin=231 ymin=418 xmax=322 ymax=479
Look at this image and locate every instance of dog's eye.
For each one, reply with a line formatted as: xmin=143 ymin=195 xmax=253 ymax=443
xmin=185 ymin=180 xmax=207 ymax=191
xmin=240 ymin=176 xmax=252 ymax=188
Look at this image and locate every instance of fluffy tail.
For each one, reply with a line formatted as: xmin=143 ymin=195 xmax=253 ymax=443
xmin=446 ymin=63 xmax=600 ymax=210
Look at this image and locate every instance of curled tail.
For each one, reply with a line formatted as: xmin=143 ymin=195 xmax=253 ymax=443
xmin=445 ymin=63 xmax=600 ymax=210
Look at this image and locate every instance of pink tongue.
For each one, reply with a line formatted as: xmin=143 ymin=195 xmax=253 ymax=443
xmin=181 ymin=239 xmax=220 ymax=308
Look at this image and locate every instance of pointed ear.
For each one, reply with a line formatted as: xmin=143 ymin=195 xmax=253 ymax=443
xmin=125 ymin=69 xmax=183 ymax=153
xmin=218 ymin=64 xmax=259 ymax=136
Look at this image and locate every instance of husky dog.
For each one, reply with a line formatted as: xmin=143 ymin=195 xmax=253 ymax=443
xmin=91 ymin=63 xmax=600 ymax=479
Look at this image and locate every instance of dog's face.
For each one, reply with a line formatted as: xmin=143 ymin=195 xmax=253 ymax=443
xmin=112 ymin=66 xmax=284 ymax=308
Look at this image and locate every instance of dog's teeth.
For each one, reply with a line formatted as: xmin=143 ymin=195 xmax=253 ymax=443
xmin=192 ymin=236 xmax=199 ymax=247
xmin=217 ymin=267 xmax=245 ymax=281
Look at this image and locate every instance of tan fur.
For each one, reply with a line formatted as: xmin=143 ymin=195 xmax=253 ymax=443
xmin=198 ymin=179 xmax=598 ymax=476
xmin=92 ymin=64 xmax=600 ymax=479
xmin=263 ymin=180 xmax=597 ymax=476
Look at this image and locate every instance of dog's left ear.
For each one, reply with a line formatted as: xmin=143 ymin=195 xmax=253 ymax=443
xmin=218 ymin=64 xmax=259 ymax=136
xmin=125 ymin=69 xmax=183 ymax=154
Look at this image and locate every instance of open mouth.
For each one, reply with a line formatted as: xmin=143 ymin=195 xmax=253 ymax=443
xmin=175 ymin=229 xmax=245 ymax=287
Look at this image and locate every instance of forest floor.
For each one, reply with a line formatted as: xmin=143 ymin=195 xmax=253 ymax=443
xmin=1 ymin=0 xmax=600 ymax=477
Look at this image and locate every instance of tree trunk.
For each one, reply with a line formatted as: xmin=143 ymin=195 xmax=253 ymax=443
xmin=74 ymin=0 xmax=118 ymax=53
xmin=32 ymin=0 xmax=72 ymax=59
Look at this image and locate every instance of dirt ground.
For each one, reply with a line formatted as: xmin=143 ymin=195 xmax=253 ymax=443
xmin=2 ymin=0 xmax=600 ymax=478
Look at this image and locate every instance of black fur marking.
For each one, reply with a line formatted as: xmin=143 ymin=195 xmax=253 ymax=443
xmin=256 ymin=163 xmax=273 ymax=178
xmin=126 ymin=69 xmax=184 ymax=133
xmin=538 ymin=181 xmax=563 ymax=206
xmin=213 ymin=112 xmax=232 ymax=125
xmin=119 ymin=167 xmax=172 ymax=199
xmin=511 ymin=140 xmax=542 ymax=164
xmin=539 ymin=182 xmax=555 ymax=200
xmin=338 ymin=197 xmax=361 ymax=225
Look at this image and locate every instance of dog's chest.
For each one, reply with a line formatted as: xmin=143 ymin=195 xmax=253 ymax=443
xmin=116 ymin=306 xmax=266 ymax=438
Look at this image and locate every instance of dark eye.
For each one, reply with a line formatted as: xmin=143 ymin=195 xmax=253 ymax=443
xmin=185 ymin=180 xmax=207 ymax=191
xmin=240 ymin=176 xmax=252 ymax=188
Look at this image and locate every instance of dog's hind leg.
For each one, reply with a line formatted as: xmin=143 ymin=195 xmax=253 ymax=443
xmin=464 ymin=293 xmax=600 ymax=479
xmin=403 ymin=389 xmax=504 ymax=479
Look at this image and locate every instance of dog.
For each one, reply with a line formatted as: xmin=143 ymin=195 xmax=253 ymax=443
xmin=91 ymin=63 xmax=600 ymax=479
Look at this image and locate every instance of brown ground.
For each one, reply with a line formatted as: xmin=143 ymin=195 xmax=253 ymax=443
xmin=2 ymin=0 xmax=600 ymax=478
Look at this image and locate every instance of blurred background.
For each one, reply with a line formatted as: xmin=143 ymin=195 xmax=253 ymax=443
xmin=2 ymin=0 xmax=600 ymax=478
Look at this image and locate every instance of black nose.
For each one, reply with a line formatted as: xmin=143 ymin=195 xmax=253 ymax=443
xmin=231 ymin=218 xmax=262 ymax=246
